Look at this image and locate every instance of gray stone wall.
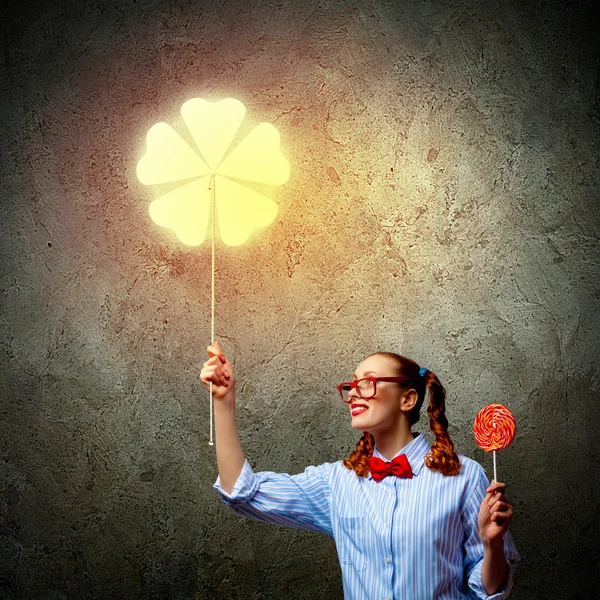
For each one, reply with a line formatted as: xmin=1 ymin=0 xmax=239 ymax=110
xmin=1 ymin=0 xmax=599 ymax=598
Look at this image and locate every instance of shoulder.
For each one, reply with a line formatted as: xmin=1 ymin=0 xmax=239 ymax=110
xmin=422 ymin=453 xmax=489 ymax=491
xmin=311 ymin=459 xmax=352 ymax=478
xmin=454 ymin=453 xmax=492 ymax=507
xmin=255 ymin=460 xmax=348 ymax=485
xmin=292 ymin=460 xmax=360 ymax=497
xmin=457 ymin=454 xmax=489 ymax=482
xmin=299 ymin=460 xmax=344 ymax=483
xmin=310 ymin=459 xmax=365 ymax=487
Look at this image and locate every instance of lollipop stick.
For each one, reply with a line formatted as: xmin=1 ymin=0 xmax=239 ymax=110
xmin=493 ymin=449 xmax=497 ymax=483
xmin=208 ymin=174 xmax=216 ymax=447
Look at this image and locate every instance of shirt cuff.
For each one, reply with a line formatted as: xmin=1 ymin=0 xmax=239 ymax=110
xmin=213 ymin=459 xmax=258 ymax=505
xmin=468 ymin=559 xmax=514 ymax=600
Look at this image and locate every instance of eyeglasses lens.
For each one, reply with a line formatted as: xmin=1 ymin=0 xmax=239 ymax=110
xmin=358 ymin=379 xmax=375 ymax=398
xmin=340 ymin=384 xmax=351 ymax=402
xmin=341 ymin=379 xmax=375 ymax=402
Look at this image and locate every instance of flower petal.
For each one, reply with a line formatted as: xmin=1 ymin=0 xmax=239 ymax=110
xmin=215 ymin=176 xmax=278 ymax=246
xmin=137 ymin=123 xmax=209 ymax=185
xmin=148 ymin=177 xmax=211 ymax=246
xmin=216 ymin=122 xmax=290 ymax=185
xmin=181 ymin=98 xmax=246 ymax=171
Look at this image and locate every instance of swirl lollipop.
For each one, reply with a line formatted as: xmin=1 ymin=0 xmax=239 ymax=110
xmin=473 ymin=404 xmax=516 ymax=482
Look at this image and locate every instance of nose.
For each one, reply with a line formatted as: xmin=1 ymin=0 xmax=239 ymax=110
xmin=348 ymin=388 xmax=362 ymax=401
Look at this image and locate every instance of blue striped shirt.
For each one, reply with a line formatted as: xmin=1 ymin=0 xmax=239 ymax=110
xmin=214 ymin=433 xmax=520 ymax=599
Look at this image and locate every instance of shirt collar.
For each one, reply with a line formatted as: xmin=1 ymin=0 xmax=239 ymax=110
xmin=369 ymin=432 xmax=430 ymax=479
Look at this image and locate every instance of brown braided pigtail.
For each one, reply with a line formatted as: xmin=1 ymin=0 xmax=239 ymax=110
xmin=343 ymin=432 xmax=374 ymax=477
xmin=423 ymin=371 xmax=461 ymax=475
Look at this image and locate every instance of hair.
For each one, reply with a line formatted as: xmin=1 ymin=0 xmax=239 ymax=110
xmin=342 ymin=352 xmax=461 ymax=476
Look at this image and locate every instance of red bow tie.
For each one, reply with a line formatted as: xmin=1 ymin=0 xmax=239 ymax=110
xmin=369 ymin=454 xmax=413 ymax=481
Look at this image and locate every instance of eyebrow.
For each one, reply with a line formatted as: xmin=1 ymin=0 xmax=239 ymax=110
xmin=353 ymin=370 xmax=378 ymax=379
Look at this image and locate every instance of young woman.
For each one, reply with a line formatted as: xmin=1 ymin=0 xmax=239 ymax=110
xmin=201 ymin=340 xmax=520 ymax=599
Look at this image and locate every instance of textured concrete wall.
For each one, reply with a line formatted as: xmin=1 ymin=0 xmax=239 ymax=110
xmin=1 ymin=0 xmax=599 ymax=598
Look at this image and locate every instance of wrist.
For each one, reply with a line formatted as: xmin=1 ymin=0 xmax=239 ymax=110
xmin=214 ymin=396 xmax=236 ymax=413
xmin=482 ymin=536 xmax=505 ymax=552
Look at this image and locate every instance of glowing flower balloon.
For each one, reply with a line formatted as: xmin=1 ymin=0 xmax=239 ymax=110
xmin=136 ymin=98 xmax=290 ymax=446
xmin=136 ymin=97 xmax=290 ymax=246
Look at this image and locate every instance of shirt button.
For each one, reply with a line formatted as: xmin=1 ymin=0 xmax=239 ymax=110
xmin=385 ymin=596 xmax=391 ymax=600
xmin=384 ymin=557 xmax=391 ymax=564
xmin=384 ymin=522 xmax=389 ymax=527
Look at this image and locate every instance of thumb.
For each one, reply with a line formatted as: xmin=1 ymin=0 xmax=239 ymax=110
xmin=213 ymin=340 xmax=227 ymax=363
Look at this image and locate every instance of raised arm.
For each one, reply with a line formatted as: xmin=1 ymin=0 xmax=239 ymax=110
xmin=200 ymin=341 xmax=333 ymax=536
xmin=199 ymin=340 xmax=244 ymax=494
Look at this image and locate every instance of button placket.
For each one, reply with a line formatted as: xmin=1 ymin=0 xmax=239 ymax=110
xmin=382 ymin=480 xmax=395 ymax=595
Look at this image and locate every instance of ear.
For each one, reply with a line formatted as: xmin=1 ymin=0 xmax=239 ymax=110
xmin=400 ymin=389 xmax=419 ymax=412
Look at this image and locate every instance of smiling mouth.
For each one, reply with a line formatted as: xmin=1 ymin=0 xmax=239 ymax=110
xmin=351 ymin=404 xmax=369 ymax=417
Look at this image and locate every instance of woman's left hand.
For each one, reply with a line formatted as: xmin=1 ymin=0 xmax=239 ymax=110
xmin=478 ymin=481 xmax=514 ymax=544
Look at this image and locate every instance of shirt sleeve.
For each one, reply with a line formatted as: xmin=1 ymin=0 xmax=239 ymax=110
xmin=213 ymin=459 xmax=334 ymax=537
xmin=462 ymin=464 xmax=521 ymax=599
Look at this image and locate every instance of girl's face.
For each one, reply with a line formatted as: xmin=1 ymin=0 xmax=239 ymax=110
xmin=347 ymin=354 xmax=416 ymax=434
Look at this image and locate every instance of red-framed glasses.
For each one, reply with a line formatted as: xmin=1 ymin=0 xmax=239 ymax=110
xmin=337 ymin=377 xmax=413 ymax=403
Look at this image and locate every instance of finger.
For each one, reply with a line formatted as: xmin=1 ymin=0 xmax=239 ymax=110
xmin=207 ymin=344 xmax=225 ymax=358
xmin=215 ymin=365 xmax=228 ymax=386
xmin=486 ymin=481 xmax=507 ymax=494
xmin=212 ymin=366 xmax=227 ymax=386
xmin=202 ymin=365 xmax=226 ymax=386
xmin=207 ymin=355 xmax=224 ymax=367
xmin=490 ymin=501 xmax=510 ymax=514
xmin=487 ymin=492 xmax=501 ymax=508
xmin=486 ymin=487 xmax=506 ymax=500
xmin=199 ymin=368 xmax=215 ymax=385
xmin=482 ymin=490 xmax=495 ymax=506
xmin=206 ymin=350 xmax=227 ymax=366
xmin=492 ymin=509 xmax=513 ymax=523
xmin=492 ymin=494 xmax=509 ymax=506
xmin=488 ymin=484 xmax=506 ymax=498
xmin=212 ymin=340 xmax=227 ymax=362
